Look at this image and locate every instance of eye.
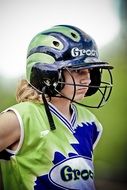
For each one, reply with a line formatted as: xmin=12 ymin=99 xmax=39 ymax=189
xmin=77 ymin=69 xmax=90 ymax=75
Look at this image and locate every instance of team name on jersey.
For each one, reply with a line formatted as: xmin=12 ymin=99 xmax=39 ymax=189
xmin=49 ymin=156 xmax=94 ymax=190
xmin=61 ymin=165 xmax=94 ymax=181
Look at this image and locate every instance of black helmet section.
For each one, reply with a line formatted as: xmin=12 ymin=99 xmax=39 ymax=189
xmin=84 ymin=67 xmax=113 ymax=108
xmin=30 ymin=62 xmax=64 ymax=96
xmin=86 ymin=68 xmax=101 ymax=96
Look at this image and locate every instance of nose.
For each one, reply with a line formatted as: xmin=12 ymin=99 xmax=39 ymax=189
xmin=80 ymin=78 xmax=91 ymax=86
xmin=79 ymin=70 xmax=91 ymax=85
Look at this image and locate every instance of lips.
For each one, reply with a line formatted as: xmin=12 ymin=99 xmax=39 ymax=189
xmin=77 ymin=84 xmax=89 ymax=90
xmin=77 ymin=88 xmax=88 ymax=93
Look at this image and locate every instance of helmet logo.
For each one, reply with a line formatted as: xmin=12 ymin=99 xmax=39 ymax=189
xmin=71 ymin=47 xmax=97 ymax=57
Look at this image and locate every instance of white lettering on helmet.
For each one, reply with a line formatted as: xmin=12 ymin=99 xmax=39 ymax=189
xmin=71 ymin=47 xmax=97 ymax=57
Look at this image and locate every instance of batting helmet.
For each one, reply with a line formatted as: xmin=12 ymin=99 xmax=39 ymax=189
xmin=26 ymin=25 xmax=113 ymax=108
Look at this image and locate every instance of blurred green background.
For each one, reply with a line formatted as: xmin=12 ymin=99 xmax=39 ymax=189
xmin=93 ymin=1 xmax=127 ymax=189
xmin=0 ymin=0 xmax=127 ymax=190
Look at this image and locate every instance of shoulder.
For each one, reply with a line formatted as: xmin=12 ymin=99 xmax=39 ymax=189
xmin=73 ymin=103 xmax=97 ymax=121
xmin=0 ymin=111 xmax=19 ymax=126
xmin=6 ymin=101 xmax=44 ymax=115
xmin=1 ymin=101 xmax=45 ymax=125
xmin=11 ymin=101 xmax=42 ymax=110
xmin=73 ymin=103 xmax=103 ymax=132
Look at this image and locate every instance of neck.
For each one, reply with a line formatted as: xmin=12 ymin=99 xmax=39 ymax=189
xmin=50 ymin=97 xmax=72 ymax=121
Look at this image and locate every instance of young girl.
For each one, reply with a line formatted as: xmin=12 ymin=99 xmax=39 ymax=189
xmin=0 ymin=25 xmax=113 ymax=190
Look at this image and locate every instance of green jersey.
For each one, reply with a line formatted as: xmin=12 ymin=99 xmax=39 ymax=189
xmin=0 ymin=101 xmax=102 ymax=190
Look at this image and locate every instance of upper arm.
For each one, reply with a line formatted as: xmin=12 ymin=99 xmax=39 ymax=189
xmin=0 ymin=111 xmax=20 ymax=152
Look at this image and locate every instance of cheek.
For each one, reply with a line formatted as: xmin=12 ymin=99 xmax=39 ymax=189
xmin=61 ymin=71 xmax=78 ymax=95
xmin=61 ymin=78 xmax=76 ymax=97
xmin=64 ymin=73 xmax=78 ymax=87
xmin=64 ymin=73 xmax=73 ymax=83
xmin=61 ymin=84 xmax=74 ymax=94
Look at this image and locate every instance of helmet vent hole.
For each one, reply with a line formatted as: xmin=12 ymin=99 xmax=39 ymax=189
xmin=53 ymin=41 xmax=60 ymax=47
xmin=71 ymin=32 xmax=78 ymax=39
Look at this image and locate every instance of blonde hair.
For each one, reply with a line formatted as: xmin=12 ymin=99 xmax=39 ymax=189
xmin=16 ymin=79 xmax=42 ymax=103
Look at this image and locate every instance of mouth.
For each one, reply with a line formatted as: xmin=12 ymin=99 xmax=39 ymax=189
xmin=77 ymin=83 xmax=89 ymax=90
xmin=76 ymin=87 xmax=88 ymax=93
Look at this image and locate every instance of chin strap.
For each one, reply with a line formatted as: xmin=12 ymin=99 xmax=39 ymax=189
xmin=42 ymin=87 xmax=56 ymax=131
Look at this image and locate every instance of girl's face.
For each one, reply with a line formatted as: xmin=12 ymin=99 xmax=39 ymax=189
xmin=61 ymin=69 xmax=91 ymax=101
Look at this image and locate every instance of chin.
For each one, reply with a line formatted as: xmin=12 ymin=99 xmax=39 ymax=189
xmin=74 ymin=95 xmax=85 ymax=101
xmin=74 ymin=90 xmax=88 ymax=101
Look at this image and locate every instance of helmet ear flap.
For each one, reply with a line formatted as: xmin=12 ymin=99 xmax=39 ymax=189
xmin=54 ymin=69 xmax=65 ymax=93
xmin=30 ymin=63 xmax=65 ymax=96
xmin=86 ymin=68 xmax=101 ymax=96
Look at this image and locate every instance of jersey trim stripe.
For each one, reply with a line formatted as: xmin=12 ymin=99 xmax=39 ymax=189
xmin=49 ymin=103 xmax=76 ymax=133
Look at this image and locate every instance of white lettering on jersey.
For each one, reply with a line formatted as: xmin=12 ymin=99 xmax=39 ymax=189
xmin=49 ymin=155 xmax=95 ymax=190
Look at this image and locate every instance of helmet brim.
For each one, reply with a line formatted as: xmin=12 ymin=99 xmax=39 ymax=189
xmin=59 ymin=57 xmax=114 ymax=70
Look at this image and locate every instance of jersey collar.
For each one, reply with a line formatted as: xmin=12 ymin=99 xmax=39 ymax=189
xmin=48 ymin=102 xmax=77 ymax=133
